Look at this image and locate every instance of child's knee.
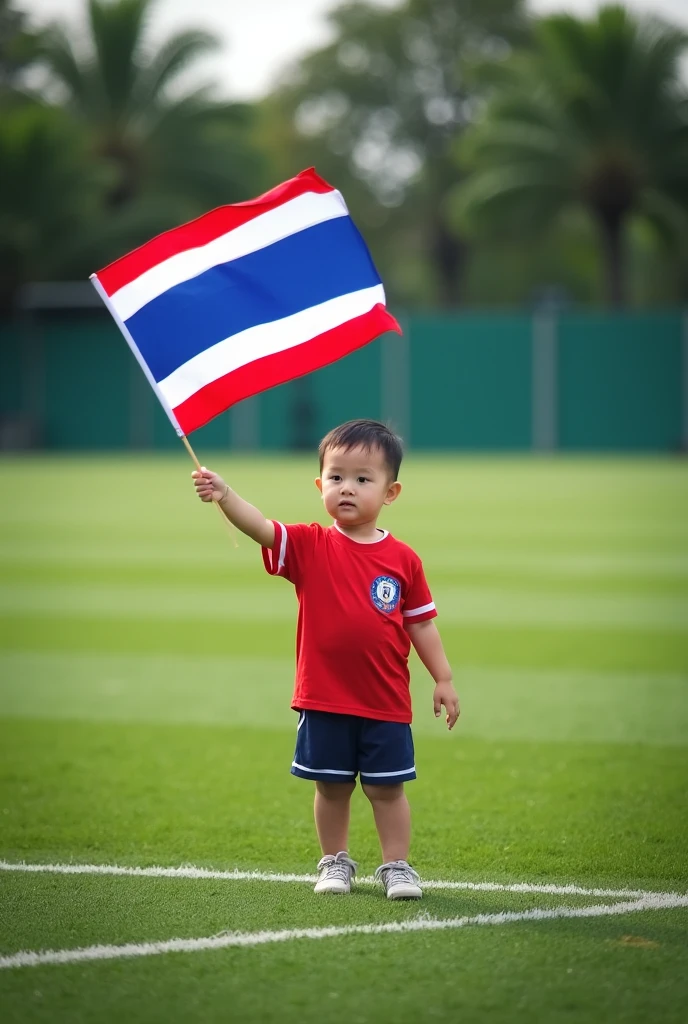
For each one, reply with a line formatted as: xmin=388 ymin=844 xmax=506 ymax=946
xmin=362 ymin=782 xmax=404 ymax=803
xmin=315 ymin=780 xmax=356 ymax=800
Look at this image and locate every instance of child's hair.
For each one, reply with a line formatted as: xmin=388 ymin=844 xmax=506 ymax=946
xmin=318 ymin=419 xmax=403 ymax=481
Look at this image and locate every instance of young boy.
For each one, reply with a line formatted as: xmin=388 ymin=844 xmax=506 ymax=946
xmin=192 ymin=419 xmax=459 ymax=900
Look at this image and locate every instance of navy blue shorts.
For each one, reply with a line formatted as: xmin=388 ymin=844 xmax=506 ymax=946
xmin=291 ymin=709 xmax=416 ymax=785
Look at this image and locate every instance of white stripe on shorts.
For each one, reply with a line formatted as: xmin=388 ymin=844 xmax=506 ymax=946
xmin=291 ymin=761 xmax=356 ymax=776
xmin=359 ymin=766 xmax=416 ymax=778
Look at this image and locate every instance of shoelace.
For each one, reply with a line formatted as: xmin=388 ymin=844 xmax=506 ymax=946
xmin=374 ymin=860 xmax=420 ymax=887
xmin=317 ymin=852 xmax=357 ymax=882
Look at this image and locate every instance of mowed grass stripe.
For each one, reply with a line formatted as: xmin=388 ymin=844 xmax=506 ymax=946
xmin=2 ymin=718 xmax=686 ymax=885
xmin=0 ymin=456 xmax=687 ymax=1023
xmin=2 ymin=871 xmax=632 ymax=959
xmin=2 ymin=911 xmax=687 ymax=1024
xmin=1 ymin=865 xmax=684 ymax=966
xmin=5 ymin=864 xmax=665 ymax=963
xmin=1 ymin=457 xmax=686 ymax=549
xmin=4 ymin=895 xmax=688 ymax=972
xmin=4 ymin=547 xmax=688 ymax=587
xmin=5 ymin=519 xmax=684 ymax=548
xmin=1 ymin=860 xmax=667 ymax=898
xmin=2 ymin=614 xmax=685 ymax=672
xmin=2 ymin=582 xmax=687 ymax=630
xmin=1 ymin=652 xmax=686 ymax=745
xmin=5 ymin=565 xmax=688 ymax=599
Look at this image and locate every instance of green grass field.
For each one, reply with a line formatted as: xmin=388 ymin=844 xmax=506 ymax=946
xmin=0 ymin=454 xmax=687 ymax=1023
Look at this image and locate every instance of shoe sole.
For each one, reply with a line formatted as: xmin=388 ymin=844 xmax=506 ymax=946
xmin=386 ymin=889 xmax=423 ymax=900
xmin=313 ymin=884 xmax=351 ymax=894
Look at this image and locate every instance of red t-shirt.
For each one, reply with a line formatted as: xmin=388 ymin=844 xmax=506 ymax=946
xmin=262 ymin=521 xmax=437 ymax=723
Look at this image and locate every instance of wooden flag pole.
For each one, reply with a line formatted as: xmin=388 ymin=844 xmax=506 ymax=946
xmin=181 ymin=434 xmax=238 ymax=546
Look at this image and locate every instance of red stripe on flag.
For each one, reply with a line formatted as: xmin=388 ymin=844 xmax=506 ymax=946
xmin=172 ymin=305 xmax=402 ymax=435
xmin=96 ymin=169 xmax=335 ymax=297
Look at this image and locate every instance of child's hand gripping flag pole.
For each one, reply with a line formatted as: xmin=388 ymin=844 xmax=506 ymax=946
xmin=90 ymin=167 xmax=402 ymax=534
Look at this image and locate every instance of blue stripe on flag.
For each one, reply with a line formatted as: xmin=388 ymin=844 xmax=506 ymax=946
xmin=126 ymin=218 xmax=381 ymax=383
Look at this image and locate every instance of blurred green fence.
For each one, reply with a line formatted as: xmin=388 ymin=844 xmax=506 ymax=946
xmin=1 ymin=309 xmax=686 ymax=451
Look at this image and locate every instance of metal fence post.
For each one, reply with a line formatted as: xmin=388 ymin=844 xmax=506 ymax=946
xmin=682 ymin=310 xmax=688 ymax=452
xmin=532 ymin=308 xmax=558 ymax=451
xmin=381 ymin=317 xmax=411 ymax=445
xmin=231 ymin=396 xmax=260 ymax=450
xmin=128 ymin=355 xmax=154 ymax=449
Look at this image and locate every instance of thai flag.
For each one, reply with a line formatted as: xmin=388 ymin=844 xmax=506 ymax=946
xmin=91 ymin=168 xmax=401 ymax=436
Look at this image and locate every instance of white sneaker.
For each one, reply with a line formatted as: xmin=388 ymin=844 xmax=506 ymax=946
xmin=314 ymin=851 xmax=357 ymax=894
xmin=375 ymin=860 xmax=422 ymax=900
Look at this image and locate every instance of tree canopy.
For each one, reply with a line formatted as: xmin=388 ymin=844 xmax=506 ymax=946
xmin=268 ymin=0 xmax=528 ymax=307
xmin=0 ymin=0 xmax=265 ymax=310
xmin=453 ymin=4 xmax=688 ymax=305
xmin=39 ymin=0 xmax=263 ymax=211
xmin=2 ymin=0 xmax=688 ymax=310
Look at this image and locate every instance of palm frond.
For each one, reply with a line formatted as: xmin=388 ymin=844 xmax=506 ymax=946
xmin=452 ymin=162 xmax=567 ymax=233
xmin=456 ymin=1 xmax=688 ymax=302
xmin=87 ymin=0 xmax=150 ymax=122
xmin=39 ymin=26 xmax=94 ymax=109
xmin=132 ymin=29 xmax=219 ymax=111
xmin=641 ymin=186 xmax=688 ymax=251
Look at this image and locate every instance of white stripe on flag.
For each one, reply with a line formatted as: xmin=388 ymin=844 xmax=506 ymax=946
xmin=157 ymin=284 xmax=386 ymax=409
xmin=89 ymin=275 xmax=184 ymax=436
xmin=109 ymin=190 xmax=349 ymax=322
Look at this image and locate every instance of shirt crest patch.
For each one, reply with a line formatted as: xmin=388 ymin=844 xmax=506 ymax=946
xmin=370 ymin=575 xmax=401 ymax=613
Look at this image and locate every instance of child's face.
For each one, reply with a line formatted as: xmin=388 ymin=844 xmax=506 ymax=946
xmin=316 ymin=445 xmax=401 ymax=526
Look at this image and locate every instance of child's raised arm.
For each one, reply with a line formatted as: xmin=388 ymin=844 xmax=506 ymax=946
xmin=192 ymin=468 xmax=274 ymax=547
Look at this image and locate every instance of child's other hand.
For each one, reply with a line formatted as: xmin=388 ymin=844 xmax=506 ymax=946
xmin=433 ymin=682 xmax=460 ymax=730
xmin=191 ymin=467 xmax=227 ymax=503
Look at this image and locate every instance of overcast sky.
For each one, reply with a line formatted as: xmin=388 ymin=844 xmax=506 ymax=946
xmin=24 ymin=0 xmax=688 ymax=99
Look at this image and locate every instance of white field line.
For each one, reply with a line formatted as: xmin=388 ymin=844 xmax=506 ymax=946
xmin=0 ymin=860 xmax=667 ymax=900
xmin=2 ymin=893 xmax=687 ymax=971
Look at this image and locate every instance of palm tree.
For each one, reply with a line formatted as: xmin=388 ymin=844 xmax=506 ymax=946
xmin=0 ymin=102 xmax=106 ymax=310
xmin=39 ymin=0 xmax=261 ymax=211
xmin=271 ymin=0 xmax=528 ymax=308
xmin=0 ymin=0 xmax=44 ymax=95
xmin=454 ymin=4 xmax=688 ymax=306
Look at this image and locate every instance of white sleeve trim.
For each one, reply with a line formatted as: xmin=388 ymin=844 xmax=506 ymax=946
xmin=402 ymin=601 xmax=436 ymax=618
xmin=275 ymin=521 xmax=287 ymax=574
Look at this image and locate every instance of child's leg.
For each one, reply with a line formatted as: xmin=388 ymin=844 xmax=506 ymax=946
xmin=361 ymin=783 xmax=411 ymax=862
xmin=314 ymin=780 xmax=356 ymax=855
